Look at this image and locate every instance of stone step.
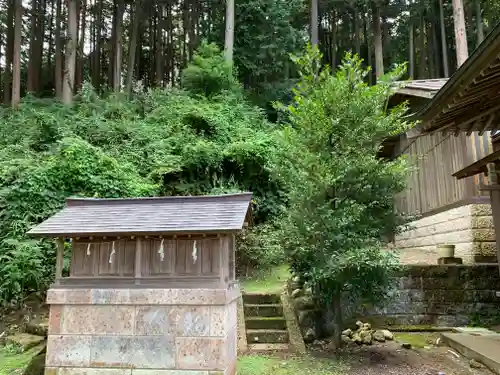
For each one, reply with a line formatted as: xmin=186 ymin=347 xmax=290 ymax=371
xmin=244 ymin=304 xmax=283 ymax=317
xmin=245 ymin=317 xmax=287 ymax=330
xmin=6 ymin=333 xmax=45 ymax=352
xmin=246 ymin=329 xmax=289 ymax=344
xmin=242 ymin=293 xmax=281 ymax=305
xmin=248 ymin=343 xmax=290 ymax=352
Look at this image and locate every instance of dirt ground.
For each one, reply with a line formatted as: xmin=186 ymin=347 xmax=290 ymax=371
xmin=334 ymin=341 xmax=493 ymax=375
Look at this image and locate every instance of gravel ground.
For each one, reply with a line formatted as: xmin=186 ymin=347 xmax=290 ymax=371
xmin=336 ymin=342 xmax=493 ymax=375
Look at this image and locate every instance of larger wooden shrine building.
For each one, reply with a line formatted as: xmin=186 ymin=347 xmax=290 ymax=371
xmin=382 ymin=23 xmax=500 ymax=264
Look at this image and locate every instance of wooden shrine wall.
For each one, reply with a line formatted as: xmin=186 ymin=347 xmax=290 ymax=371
xmin=70 ymin=237 xmax=225 ymax=278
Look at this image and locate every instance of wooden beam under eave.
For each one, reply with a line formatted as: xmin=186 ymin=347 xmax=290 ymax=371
xmin=478 ymin=114 xmax=495 ymax=136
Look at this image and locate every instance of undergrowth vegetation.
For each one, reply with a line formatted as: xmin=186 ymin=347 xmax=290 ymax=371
xmin=0 ymin=43 xmax=286 ymax=306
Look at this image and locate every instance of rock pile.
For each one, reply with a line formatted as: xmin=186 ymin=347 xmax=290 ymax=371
xmin=342 ymin=321 xmax=394 ymax=345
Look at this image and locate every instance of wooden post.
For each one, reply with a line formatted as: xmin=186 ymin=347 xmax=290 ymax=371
xmin=487 ymin=163 xmax=500 ymax=275
xmin=135 ymin=237 xmax=142 ymax=285
xmin=55 ymin=238 xmax=65 ymax=285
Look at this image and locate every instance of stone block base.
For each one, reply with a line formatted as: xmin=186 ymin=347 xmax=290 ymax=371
xmin=45 ymin=366 xmax=236 ymax=375
xmin=395 ymin=203 xmax=497 ymax=264
xmin=45 ymin=287 xmax=239 ymax=374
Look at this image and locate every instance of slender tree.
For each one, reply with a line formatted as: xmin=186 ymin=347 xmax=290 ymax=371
xmin=55 ymin=0 xmax=63 ymax=97
xmin=62 ymin=0 xmax=78 ymax=104
xmin=12 ymin=0 xmax=22 ymax=107
xmin=372 ymin=1 xmax=384 ymax=78
xmin=438 ymin=0 xmax=450 ymax=76
xmin=452 ymin=0 xmax=469 ymax=67
xmin=4 ymin=0 xmax=14 ymax=104
xmin=311 ymin=0 xmax=319 ymax=46
xmin=224 ymin=0 xmax=234 ymax=62
xmin=475 ymin=0 xmax=484 ymax=46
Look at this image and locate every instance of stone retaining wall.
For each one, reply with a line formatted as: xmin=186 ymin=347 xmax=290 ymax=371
xmin=395 ymin=204 xmax=496 ymax=264
xmin=292 ymin=265 xmax=500 ymax=340
xmin=362 ymin=265 xmax=500 ymax=327
xmin=45 ymin=287 xmax=239 ymax=375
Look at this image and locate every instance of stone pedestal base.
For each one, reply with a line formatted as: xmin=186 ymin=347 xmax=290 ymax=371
xmin=44 ymin=287 xmax=239 ymax=375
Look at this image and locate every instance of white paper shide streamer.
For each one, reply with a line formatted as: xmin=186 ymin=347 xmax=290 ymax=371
xmin=109 ymin=241 xmax=116 ymax=264
xmin=192 ymin=240 xmax=198 ymax=263
xmin=86 ymin=243 xmax=91 ymax=256
xmin=158 ymin=239 xmax=165 ymax=261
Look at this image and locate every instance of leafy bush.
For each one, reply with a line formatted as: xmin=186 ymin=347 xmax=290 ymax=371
xmin=0 ymin=45 xmax=286 ymax=305
xmin=181 ymin=41 xmax=241 ymax=97
xmin=273 ymin=46 xmax=412 ymax=345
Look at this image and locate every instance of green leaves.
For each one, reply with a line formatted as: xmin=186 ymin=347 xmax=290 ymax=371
xmin=0 ymin=49 xmax=289 ymax=304
xmin=273 ymin=47 xmax=412 ymax=317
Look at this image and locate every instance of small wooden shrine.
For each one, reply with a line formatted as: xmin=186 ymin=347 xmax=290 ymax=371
xmin=28 ymin=193 xmax=252 ymax=375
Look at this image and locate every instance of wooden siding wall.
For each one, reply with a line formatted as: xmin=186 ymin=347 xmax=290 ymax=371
xmin=395 ymin=131 xmax=493 ymax=215
xmin=70 ymin=237 xmax=225 ymax=278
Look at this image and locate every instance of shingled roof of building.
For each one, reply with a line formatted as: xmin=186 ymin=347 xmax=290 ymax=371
xmin=27 ymin=193 xmax=253 ymax=237
xmin=393 ymin=78 xmax=448 ymax=99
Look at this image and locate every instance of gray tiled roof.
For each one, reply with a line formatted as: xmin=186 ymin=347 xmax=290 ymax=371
xmin=27 ymin=193 xmax=253 ymax=237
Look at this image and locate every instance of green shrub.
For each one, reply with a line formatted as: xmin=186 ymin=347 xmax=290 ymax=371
xmin=273 ymin=46 xmax=412 ymax=345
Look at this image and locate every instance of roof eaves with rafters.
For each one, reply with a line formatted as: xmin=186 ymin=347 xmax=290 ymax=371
xmin=414 ymin=22 xmax=500 ymax=135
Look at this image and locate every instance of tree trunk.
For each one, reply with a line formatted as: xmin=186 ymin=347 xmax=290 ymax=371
xmin=354 ymin=7 xmax=361 ymax=56
xmin=475 ymin=0 xmax=484 ymax=47
xmin=92 ymin=0 xmax=102 ymax=90
xmin=439 ymin=0 xmax=449 ymax=76
xmin=4 ymin=0 xmax=14 ymax=104
xmin=112 ymin=0 xmax=124 ymax=91
xmin=418 ymin=13 xmax=426 ymax=78
xmin=47 ymin=0 xmax=55 ymax=74
xmin=188 ymin=0 xmax=196 ymax=60
xmin=168 ymin=3 xmax=174 ymax=82
xmin=76 ymin=0 xmax=87 ymax=91
xmin=382 ymin=13 xmax=390 ymax=67
xmin=156 ymin=4 xmax=165 ymax=86
xmin=55 ymin=0 xmax=63 ymax=97
xmin=310 ymin=0 xmax=319 ymax=46
xmin=12 ymin=0 xmax=22 ymax=108
xmin=126 ymin=0 xmax=141 ymax=96
xmin=224 ymin=0 xmax=234 ymax=62
xmin=428 ymin=23 xmax=436 ymax=78
xmin=165 ymin=1 xmax=172 ymax=84
xmin=331 ymin=11 xmax=337 ymax=69
xmin=372 ymin=2 xmax=384 ymax=78
xmin=37 ymin=0 xmax=46 ymax=93
xmin=452 ymin=0 xmax=469 ymax=67
xmin=431 ymin=19 xmax=440 ymax=77
xmin=28 ymin=0 xmax=38 ymax=93
xmin=62 ymin=0 xmax=78 ymax=104
xmin=409 ymin=20 xmax=414 ymax=78
xmin=365 ymin=7 xmax=373 ymax=85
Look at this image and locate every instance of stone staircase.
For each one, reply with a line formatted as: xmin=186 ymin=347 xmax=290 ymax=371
xmin=243 ymin=293 xmax=291 ymax=351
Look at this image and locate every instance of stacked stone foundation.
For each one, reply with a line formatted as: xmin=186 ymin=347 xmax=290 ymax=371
xmin=45 ymin=287 xmax=239 ymax=375
xmin=395 ymin=203 xmax=497 ymax=264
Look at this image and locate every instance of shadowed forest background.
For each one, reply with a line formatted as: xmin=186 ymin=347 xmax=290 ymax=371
xmin=1 ymin=0 xmax=499 ymax=108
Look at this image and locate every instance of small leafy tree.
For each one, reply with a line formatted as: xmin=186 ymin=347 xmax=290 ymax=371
xmin=274 ymin=46 xmax=412 ymax=346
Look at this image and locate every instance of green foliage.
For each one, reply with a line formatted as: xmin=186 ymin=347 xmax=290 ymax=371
xmin=208 ymin=0 xmax=307 ymax=119
xmin=0 ymin=46 xmax=286 ymax=305
xmin=273 ymin=46 xmax=412 ymax=337
xmin=181 ymin=42 xmax=241 ymax=97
